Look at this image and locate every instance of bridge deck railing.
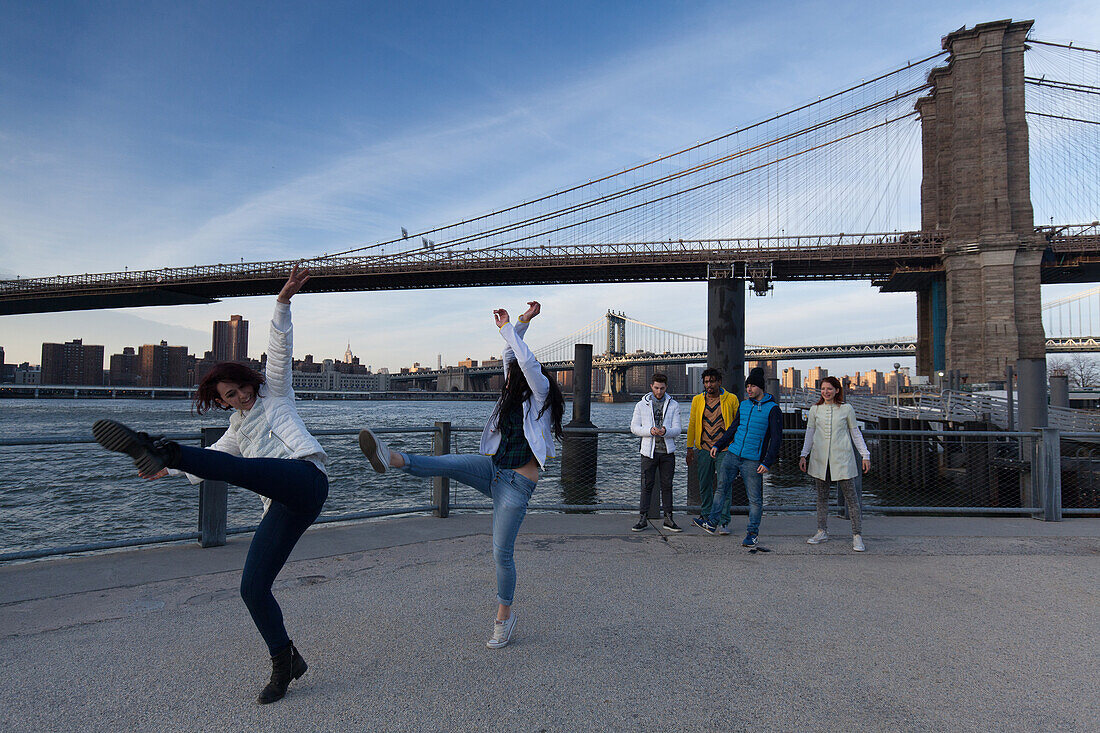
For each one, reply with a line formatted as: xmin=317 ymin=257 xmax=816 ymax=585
xmin=1 ymin=421 xmax=1090 ymax=563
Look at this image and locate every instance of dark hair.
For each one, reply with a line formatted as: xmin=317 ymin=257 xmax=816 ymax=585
xmin=815 ymin=376 xmax=845 ymax=405
xmin=651 ymin=373 xmax=668 ymax=384
xmin=194 ymin=362 xmax=265 ymax=414
xmin=492 ymin=360 xmax=565 ymax=439
xmin=701 ymin=368 xmax=722 ymax=382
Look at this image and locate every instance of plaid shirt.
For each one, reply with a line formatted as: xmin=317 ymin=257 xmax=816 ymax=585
xmin=493 ymin=403 xmax=534 ymax=469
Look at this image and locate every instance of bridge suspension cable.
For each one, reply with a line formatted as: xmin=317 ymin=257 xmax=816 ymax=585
xmin=1043 ymin=286 xmax=1100 ymax=338
xmin=320 ymin=51 xmax=947 ymax=261
xmin=1026 ymin=38 xmax=1100 ymax=227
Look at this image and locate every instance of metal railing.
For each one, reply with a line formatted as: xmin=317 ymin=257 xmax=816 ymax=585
xmin=0 ymin=422 xmax=1093 ymax=563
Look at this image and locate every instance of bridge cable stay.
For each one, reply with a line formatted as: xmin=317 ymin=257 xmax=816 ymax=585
xmin=321 ymin=51 xmax=949 ymax=260
xmin=311 ymin=57 xmax=945 ymax=262
xmin=1026 ymin=39 xmax=1100 ymax=228
xmin=1042 ymin=286 xmax=1100 ymax=338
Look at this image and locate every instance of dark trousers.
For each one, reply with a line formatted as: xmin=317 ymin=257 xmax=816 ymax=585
xmin=177 ymin=445 xmax=328 ymax=655
xmin=640 ymin=452 xmax=675 ymax=515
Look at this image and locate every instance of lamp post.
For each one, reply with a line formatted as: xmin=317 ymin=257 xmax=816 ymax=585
xmin=893 ymin=362 xmax=901 ymax=418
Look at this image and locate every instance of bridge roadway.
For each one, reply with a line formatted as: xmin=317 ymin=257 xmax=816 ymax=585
xmin=2 ymin=227 xmax=1099 ymax=315
xmin=1 ymin=514 xmax=1097 ymax=731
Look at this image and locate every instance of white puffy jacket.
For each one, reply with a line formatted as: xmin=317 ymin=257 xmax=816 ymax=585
xmin=480 ymin=318 xmax=556 ymax=468
xmin=630 ymin=392 xmax=682 ymax=458
xmin=171 ymin=299 xmax=328 ymax=512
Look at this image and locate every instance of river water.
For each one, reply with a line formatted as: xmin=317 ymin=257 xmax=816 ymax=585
xmin=0 ymin=398 xmax=837 ymax=556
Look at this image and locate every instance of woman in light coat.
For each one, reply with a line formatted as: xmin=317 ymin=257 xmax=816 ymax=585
xmin=799 ymin=376 xmax=870 ymax=551
xmin=92 ymin=266 xmax=328 ymax=704
xmin=357 ymin=301 xmax=565 ymax=650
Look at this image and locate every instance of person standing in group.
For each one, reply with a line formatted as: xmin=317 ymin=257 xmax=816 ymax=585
xmin=630 ymin=373 xmax=683 ymax=533
xmin=707 ymin=367 xmax=782 ymax=547
xmin=356 ymin=301 xmax=564 ymax=650
xmin=686 ymin=368 xmax=739 ymax=535
xmin=799 ymin=376 xmax=871 ymax=551
xmin=91 ymin=266 xmax=328 ymax=704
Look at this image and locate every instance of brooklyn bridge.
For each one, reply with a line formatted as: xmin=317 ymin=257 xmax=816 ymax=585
xmin=2 ymin=19 xmax=1099 ymax=430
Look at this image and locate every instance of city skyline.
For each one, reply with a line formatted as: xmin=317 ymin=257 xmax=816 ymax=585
xmin=1 ymin=2 xmax=1096 ymax=370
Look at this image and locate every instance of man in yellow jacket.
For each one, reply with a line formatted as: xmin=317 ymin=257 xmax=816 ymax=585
xmin=686 ymin=368 xmax=739 ymax=534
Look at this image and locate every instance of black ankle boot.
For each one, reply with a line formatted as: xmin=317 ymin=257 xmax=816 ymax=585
xmin=257 ymin=642 xmax=308 ymax=704
xmin=92 ymin=419 xmax=181 ymax=474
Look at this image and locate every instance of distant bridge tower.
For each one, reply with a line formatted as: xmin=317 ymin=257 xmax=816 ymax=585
xmin=912 ymin=20 xmax=1045 ymax=397
xmin=602 ymin=310 xmax=629 ymax=401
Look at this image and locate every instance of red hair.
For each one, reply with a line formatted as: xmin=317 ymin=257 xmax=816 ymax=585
xmin=815 ymin=376 xmax=845 ymax=405
xmin=194 ymin=362 xmax=265 ymax=414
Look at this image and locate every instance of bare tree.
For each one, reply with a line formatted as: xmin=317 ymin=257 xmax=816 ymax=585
xmin=1050 ymin=354 xmax=1100 ymax=389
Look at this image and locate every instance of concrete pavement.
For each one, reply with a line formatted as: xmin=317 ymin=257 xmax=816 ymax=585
xmin=2 ymin=514 xmax=1098 ymax=732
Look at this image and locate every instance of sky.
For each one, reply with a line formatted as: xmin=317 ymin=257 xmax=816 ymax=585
xmin=1 ymin=0 xmax=1098 ymax=377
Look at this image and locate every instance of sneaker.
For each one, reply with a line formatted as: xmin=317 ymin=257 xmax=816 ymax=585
xmin=701 ymin=520 xmax=718 ymax=535
xmin=486 ymin=613 xmax=517 ymax=649
xmin=807 ymin=530 xmax=829 ymax=544
xmin=852 ymin=534 xmax=865 ymax=552
xmin=717 ymin=525 xmax=731 ymax=536
xmin=662 ymin=515 xmax=682 ymax=533
xmin=357 ymin=428 xmax=391 ymax=474
xmin=741 ymin=532 xmax=758 ymax=548
xmin=692 ymin=516 xmax=708 ymax=531
xmin=92 ymin=419 xmax=178 ymax=476
xmin=631 ymin=516 xmax=648 ymax=532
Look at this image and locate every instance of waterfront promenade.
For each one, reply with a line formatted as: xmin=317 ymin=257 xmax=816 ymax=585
xmin=2 ymin=514 xmax=1098 ymax=732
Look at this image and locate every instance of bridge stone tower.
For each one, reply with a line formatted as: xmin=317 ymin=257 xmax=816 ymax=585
xmin=914 ymin=19 xmax=1045 ymax=386
xmin=601 ymin=310 xmax=630 ymax=401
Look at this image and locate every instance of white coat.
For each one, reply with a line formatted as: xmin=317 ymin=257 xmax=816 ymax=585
xmin=630 ymin=392 xmax=682 ymax=458
xmin=480 ymin=319 xmax=556 ymax=467
xmin=170 ymin=299 xmax=328 ymax=513
xmin=800 ymin=402 xmax=869 ymax=481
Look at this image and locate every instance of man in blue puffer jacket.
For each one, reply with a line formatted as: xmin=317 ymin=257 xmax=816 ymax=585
xmin=706 ymin=367 xmax=782 ymax=547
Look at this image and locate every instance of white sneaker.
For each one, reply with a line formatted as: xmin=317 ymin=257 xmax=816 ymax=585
xmin=852 ymin=534 xmax=865 ymax=552
xmin=807 ymin=530 xmax=829 ymax=544
xmin=486 ymin=613 xmax=517 ymax=649
xmin=358 ymin=428 xmax=391 ymax=474
xmin=717 ymin=525 xmax=730 ymax=536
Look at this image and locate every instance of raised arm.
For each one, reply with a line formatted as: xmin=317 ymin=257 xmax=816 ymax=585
xmin=266 ymin=265 xmax=310 ymax=398
xmin=495 ymin=307 xmax=549 ymax=405
xmin=502 ymin=301 xmax=538 ymax=368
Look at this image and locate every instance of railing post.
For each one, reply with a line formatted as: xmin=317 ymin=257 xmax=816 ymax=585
xmin=432 ymin=421 xmax=451 ymax=518
xmin=198 ymin=426 xmax=227 ymax=548
xmin=1037 ymin=427 xmax=1063 ymax=522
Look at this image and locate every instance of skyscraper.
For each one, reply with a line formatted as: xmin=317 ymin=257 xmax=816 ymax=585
xmin=212 ymin=315 xmax=248 ymax=363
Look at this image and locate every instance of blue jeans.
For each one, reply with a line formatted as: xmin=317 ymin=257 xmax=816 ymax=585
xmin=711 ymin=453 xmax=764 ymax=534
xmin=399 ymin=452 xmax=535 ymax=606
xmin=177 ymin=445 xmax=328 ymax=655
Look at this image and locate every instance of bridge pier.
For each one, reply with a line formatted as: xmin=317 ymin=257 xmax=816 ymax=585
xmin=707 ymin=275 xmax=745 ymax=397
xmin=915 ymin=20 xmax=1046 ymax=383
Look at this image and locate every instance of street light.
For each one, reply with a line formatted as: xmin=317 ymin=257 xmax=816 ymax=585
xmin=893 ymin=362 xmax=901 ymax=418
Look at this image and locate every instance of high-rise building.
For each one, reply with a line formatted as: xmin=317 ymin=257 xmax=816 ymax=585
xmin=139 ymin=341 xmax=190 ymax=387
xmin=109 ymin=347 xmax=141 ymax=386
xmin=41 ymin=339 xmax=104 ymax=385
xmin=782 ymin=367 xmax=802 ymax=392
xmin=805 ymin=366 xmax=829 ymax=390
xmin=212 ymin=315 xmax=248 ymax=363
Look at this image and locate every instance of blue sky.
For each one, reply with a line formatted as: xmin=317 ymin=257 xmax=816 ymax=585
xmin=1 ymin=1 xmax=1097 ymax=375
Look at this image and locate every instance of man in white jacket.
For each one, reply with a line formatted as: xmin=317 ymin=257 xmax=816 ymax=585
xmin=630 ymin=373 xmax=683 ymax=532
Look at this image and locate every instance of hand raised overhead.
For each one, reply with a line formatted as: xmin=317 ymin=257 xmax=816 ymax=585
xmin=277 ymin=263 xmax=311 ymax=304
xmin=493 ymin=309 xmax=510 ymax=328
xmin=519 ymin=301 xmax=541 ymax=322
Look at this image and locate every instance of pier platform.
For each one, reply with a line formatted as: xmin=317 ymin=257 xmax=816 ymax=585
xmin=2 ymin=514 xmax=1098 ymax=732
